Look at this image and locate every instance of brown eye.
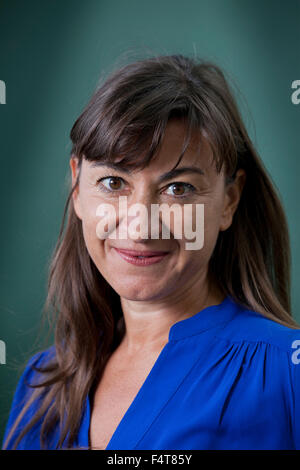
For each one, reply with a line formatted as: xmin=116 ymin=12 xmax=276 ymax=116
xmin=171 ymin=183 xmax=185 ymax=195
xmin=165 ymin=182 xmax=195 ymax=197
xmin=107 ymin=177 xmax=122 ymax=190
xmin=98 ymin=176 xmax=125 ymax=191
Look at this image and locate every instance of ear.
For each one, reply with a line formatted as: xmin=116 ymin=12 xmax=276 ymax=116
xmin=219 ymin=169 xmax=246 ymax=231
xmin=70 ymin=156 xmax=82 ymax=220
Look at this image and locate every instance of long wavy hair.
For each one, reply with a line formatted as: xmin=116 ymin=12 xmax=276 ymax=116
xmin=3 ymin=53 xmax=299 ymax=450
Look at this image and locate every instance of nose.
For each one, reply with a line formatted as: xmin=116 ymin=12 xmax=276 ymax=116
xmin=117 ymin=189 xmax=160 ymax=242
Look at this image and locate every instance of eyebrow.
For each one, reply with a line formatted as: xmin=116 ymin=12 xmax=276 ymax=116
xmin=89 ymin=161 xmax=205 ymax=183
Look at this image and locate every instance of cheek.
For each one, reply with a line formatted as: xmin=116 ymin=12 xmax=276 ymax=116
xmin=204 ymin=204 xmax=223 ymax=244
xmin=180 ymin=200 xmax=223 ymax=252
xmin=80 ymin=196 xmax=104 ymax=256
xmin=180 ymin=200 xmax=223 ymax=264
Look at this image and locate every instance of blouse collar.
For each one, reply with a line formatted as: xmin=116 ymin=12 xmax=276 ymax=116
xmin=168 ymin=295 xmax=239 ymax=341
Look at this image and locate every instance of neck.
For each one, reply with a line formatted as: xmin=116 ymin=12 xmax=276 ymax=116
xmin=118 ymin=278 xmax=224 ymax=356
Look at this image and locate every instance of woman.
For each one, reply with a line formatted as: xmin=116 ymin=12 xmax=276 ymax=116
xmin=2 ymin=54 xmax=300 ymax=450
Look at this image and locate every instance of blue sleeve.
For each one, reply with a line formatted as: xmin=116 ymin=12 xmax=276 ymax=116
xmin=292 ymin=341 xmax=300 ymax=449
xmin=1 ymin=347 xmax=55 ymax=450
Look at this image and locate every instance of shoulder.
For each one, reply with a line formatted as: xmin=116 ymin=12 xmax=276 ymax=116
xmin=215 ymin=300 xmax=300 ymax=448
xmin=17 ymin=345 xmax=56 ymax=389
xmin=2 ymin=345 xmax=56 ymax=450
xmin=218 ymin=299 xmax=300 ymax=353
xmin=25 ymin=344 xmax=56 ymax=367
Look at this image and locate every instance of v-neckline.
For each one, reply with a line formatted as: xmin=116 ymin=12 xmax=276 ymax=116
xmin=86 ymin=339 xmax=172 ymax=450
xmin=84 ymin=295 xmax=235 ymax=450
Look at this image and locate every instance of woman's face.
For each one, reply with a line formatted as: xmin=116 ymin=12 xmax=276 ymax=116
xmin=71 ymin=119 xmax=244 ymax=302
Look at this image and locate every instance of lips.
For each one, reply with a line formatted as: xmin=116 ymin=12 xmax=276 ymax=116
xmin=114 ymin=248 xmax=169 ymax=257
xmin=113 ymin=247 xmax=170 ymax=266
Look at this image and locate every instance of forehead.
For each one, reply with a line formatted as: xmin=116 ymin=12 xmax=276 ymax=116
xmin=155 ymin=119 xmax=214 ymax=170
xmin=83 ymin=117 xmax=217 ymax=176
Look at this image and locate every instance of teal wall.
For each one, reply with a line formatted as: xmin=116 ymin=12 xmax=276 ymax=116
xmin=0 ymin=0 xmax=299 ymax=443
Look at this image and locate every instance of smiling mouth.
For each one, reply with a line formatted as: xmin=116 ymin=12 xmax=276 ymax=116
xmin=113 ymin=248 xmax=170 ymax=266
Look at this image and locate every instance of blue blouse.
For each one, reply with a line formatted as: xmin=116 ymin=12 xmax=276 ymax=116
xmin=2 ymin=296 xmax=300 ymax=450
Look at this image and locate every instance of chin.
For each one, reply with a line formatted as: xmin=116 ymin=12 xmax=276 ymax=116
xmin=113 ymin=283 xmax=164 ymax=302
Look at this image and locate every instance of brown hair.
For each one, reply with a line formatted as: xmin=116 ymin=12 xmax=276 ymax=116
xmin=3 ymin=53 xmax=299 ymax=450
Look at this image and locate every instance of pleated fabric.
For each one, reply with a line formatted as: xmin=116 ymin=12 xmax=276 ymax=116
xmin=2 ymin=296 xmax=300 ymax=450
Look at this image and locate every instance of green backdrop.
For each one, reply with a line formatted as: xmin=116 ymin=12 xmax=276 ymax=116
xmin=0 ymin=0 xmax=299 ymax=443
